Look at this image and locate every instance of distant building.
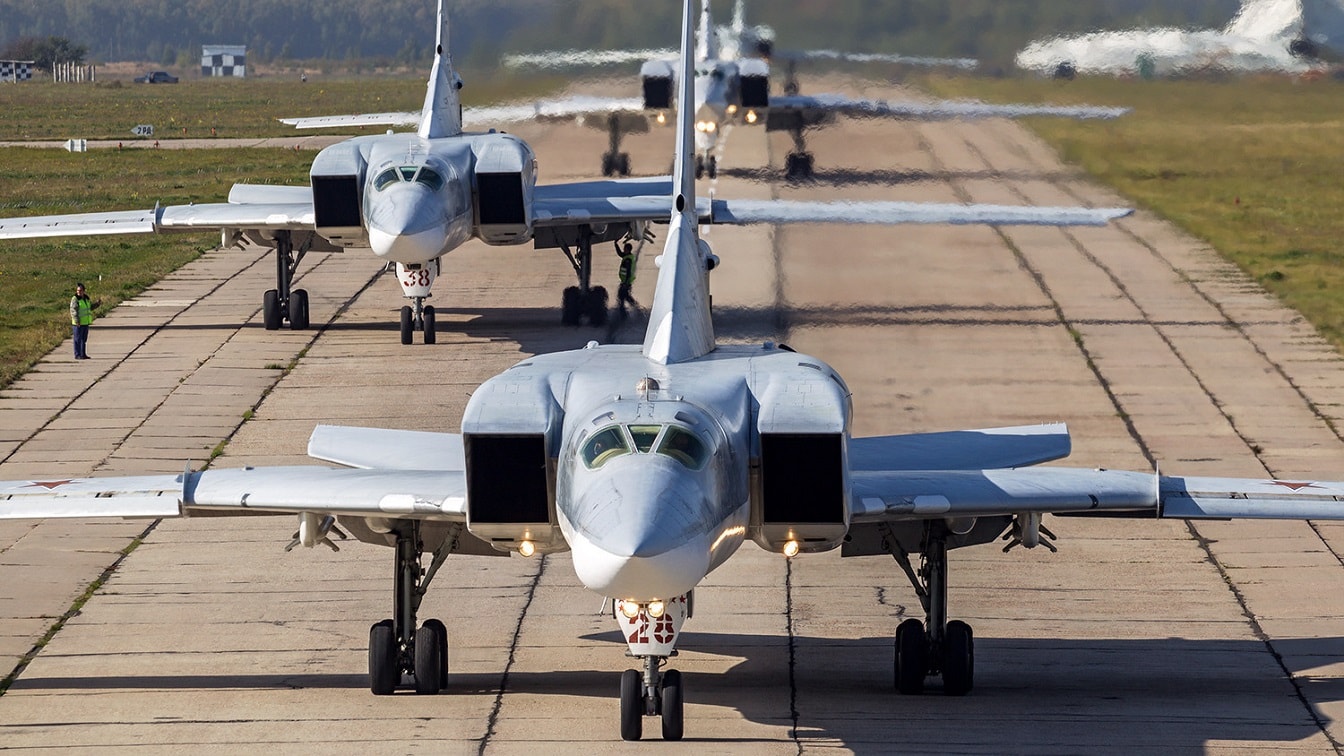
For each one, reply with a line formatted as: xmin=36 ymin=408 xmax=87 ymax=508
xmin=0 ymin=60 xmax=34 ymax=83
xmin=201 ymin=45 xmax=246 ymax=78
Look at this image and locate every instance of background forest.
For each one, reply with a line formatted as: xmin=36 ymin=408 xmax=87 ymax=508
xmin=0 ymin=0 xmax=1243 ymax=74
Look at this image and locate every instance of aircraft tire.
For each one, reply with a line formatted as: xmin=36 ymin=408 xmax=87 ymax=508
xmin=587 ymin=286 xmax=609 ymax=327
xmin=288 ymin=289 xmax=310 ymax=330
xmin=414 ymin=623 xmax=442 ymax=695
xmin=561 ymin=287 xmax=583 ymax=326
xmin=423 ymin=618 xmax=449 ymax=689
xmin=400 ymin=306 xmax=414 ymax=345
xmin=707 ymin=156 xmax=717 ymax=180
xmin=941 ymin=620 xmax=974 ymax=696
xmin=694 ymin=155 xmax=704 ymax=180
xmin=620 ymin=669 xmax=643 ymax=741
xmin=423 ymin=305 xmax=436 ymax=345
xmin=660 ymin=669 xmax=684 ymax=741
xmin=263 ymin=289 xmax=282 ymax=330
xmin=369 ymin=619 xmax=398 ymax=695
xmin=894 ymin=617 xmax=927 ymax=695
xmin=617 ymin=153 xmax=631 ymax=176
xmin=602 ymin=153 xmax=615 ymax=177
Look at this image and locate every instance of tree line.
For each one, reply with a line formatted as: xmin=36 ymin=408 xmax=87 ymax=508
xmin=0 ymin=0 xmax=1243 ymax=73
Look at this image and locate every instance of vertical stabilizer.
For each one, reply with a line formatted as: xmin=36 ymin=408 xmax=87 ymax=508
xmin=732 ymin=0 xmax=746 ymax=36
xmin=643 ymin=0 xmax=716 ymax=365
xmin=1226 ymin=0 xmax=1302 ymax=39
xmin=697 ymin=0 xmax=719 ymax=62
xmin=418 ymin=0 xmax=463 ymax=139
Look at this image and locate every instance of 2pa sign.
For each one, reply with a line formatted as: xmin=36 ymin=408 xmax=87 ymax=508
xmin=131 ymin=124 xmax=154 ymax=137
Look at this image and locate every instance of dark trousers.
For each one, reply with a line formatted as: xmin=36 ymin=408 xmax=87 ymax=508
xmin=72 ymin=324 xmax=89 ymax=359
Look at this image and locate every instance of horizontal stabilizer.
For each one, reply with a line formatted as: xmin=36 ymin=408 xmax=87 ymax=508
xmin=850 ymin=423 xmax=1070 ymax=472
xmin=502 ymin=49 xmax=676 ymax=69
xmin=308 ymin=424 xmax=465 ymax=471
xmin=228 ymin=184 xmax=313 ymax=205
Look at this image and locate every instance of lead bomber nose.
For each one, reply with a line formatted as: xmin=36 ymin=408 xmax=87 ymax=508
xmin=567 ymin=464 xmax=713 ymax=600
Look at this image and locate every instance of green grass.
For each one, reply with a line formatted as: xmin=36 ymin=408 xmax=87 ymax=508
xmin=918 ymin=73 xmax=1344 ymax=347
xmin=0 ymin=73 xmax=566 ymax=141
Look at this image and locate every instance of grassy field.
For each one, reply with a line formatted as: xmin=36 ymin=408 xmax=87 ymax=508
xmin=919 ymin=73 xmax=1344 ymax=348
xmin=0 ymin=73 xmax=564 ymax=141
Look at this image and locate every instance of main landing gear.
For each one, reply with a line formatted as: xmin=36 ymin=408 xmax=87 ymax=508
xmin=261 ymin=230 xmax=311 ymax=330
xmin=368 ymin=522 xmax=451 ymax=695
xmin=558 ymin=225 xmax=609 ymax=327
xmin=887 ymin=525 xmax=975 ymax=696
xmin=620 ymin=656 xmax=683 ymax=741
xmin=694 ymin=153 xmax=717 ymax=180
xmin=601 ymin=113 xmax=632 ymax=177
xmin=783 ymin=125 xmax=814 ymax=182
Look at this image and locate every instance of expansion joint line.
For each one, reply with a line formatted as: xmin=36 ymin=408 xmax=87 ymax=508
xmin=785 ymin=558 xmax=802 ymax=753
xmin=478 ymin=555 xmax=548 ymax=755
xmin=965 ymin=125 xmax=1341 ymax=752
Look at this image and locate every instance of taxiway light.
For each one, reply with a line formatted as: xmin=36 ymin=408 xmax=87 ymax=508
xmin=647 ymin=600 xmax=666 ymax=618
xmin=620 ymin=601 xmax=641 ymax=619
xmin=518 ymin=540 xmax=536 ymax=558
xmin=782 ymin=540 xmax=800 ymax=558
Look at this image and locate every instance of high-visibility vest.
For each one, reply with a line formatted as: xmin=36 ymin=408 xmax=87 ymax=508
xmin=71 ymin=295 xmax=94 ymax=326
xmin=619 ymin=254 xmax=636 ymax=285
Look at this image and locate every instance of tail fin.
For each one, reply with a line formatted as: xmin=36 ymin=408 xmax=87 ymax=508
xmin=643 ymin=0 xmax=716 ymax=365
xmin=697 ymin=0 xmax=718 ymax=62
xmin=418 ymin=0 xmax=463 ymax=138
xmin=1225 ymin=0 xmax=1302 ymax=40
xmin=732 ymin=0 xmax=746 ymax=35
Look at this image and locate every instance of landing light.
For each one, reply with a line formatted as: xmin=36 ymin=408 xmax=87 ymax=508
xmin=647 ymin=600 xmax=666 ymax=618
xmin=620 ymin=600 xmax=641 ymax=619
xmin=727 ymin=104 xmax=738 ymax=115
xmin=656 ymin=112 xmax=667 ymax=125
xmin=519 ymin=540 xmax=536 ymax=558
xmin=782 ymin=540 xmax=800 ymax=558
xmin=745 ymin=110 xmax=758 ymax=124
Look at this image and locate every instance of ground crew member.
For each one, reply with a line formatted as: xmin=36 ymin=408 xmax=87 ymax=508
xmin=616 ymin=241 xmax=639 ymax=318
xmin=69 ymin=282 xmax=100 ymax=360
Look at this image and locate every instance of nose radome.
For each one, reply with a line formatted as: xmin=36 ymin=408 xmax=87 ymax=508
xmin=566 ymin=466 xmax=712 ymax=600
xmin=366 ymin=184 xmax=449 ymax=263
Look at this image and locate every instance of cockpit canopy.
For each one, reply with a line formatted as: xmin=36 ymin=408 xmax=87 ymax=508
xmin=581 ymin=423 xmax=709 ymax=471
xmin=372 ymin=164 xmax=446 ymax=192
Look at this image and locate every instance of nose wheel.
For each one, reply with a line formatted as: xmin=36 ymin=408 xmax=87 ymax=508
xmin=619 ymin=658 xmax=683 ymax=741
xmin=399 ymin=301 xmax=436 ymax=345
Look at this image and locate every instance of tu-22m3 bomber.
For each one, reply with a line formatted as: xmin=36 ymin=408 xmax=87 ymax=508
xmin=6 ymin=0 xmax=1344 ymax=744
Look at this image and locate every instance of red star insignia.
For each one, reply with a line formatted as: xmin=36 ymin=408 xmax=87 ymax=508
xmin=24 ymin=480 xmax=74 ymax=490
xmin=1270 ymin=480 xmax=1319 ymax=491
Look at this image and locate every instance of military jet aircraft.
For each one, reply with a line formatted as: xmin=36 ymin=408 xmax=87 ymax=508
xmin=498 ymin=0 xmax=1126 ymax=180
xmin=1016 ymin=0 xmax=1344 ymax=77
xmin=6 ymin=0 xmax=1334 ymax=744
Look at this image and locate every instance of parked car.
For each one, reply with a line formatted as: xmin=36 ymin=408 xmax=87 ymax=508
xmin=134 ymin=71 xmax=178 ymax=84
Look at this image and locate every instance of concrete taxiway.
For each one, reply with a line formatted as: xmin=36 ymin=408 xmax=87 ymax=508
xmin=2 ymin=79 xmax=1344 ymax=753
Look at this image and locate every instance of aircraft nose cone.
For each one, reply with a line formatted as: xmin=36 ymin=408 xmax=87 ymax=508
xmin=366 ymin=184 xmax=449 ymax=263
xmin=567 ymin=464 xmax=713 ymax=600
